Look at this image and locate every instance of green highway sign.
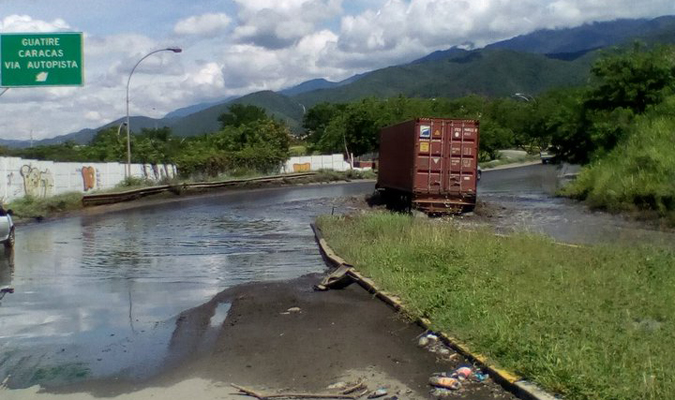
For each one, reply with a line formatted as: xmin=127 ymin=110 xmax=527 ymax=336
xmin=1 ymin=32 xmax=83 ymax=87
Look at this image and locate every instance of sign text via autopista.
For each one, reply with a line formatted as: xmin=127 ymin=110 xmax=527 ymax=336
xmin=1 ymin=32 xmax=83 ymax=87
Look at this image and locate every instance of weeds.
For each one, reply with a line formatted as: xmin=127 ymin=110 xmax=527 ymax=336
xmin=561 ymin=99 xmax=675 ymax=224
xmin=317 ymin=213 xmax=675 ymax=400
xmin=8 ymin=192 xmax=83 ymax=220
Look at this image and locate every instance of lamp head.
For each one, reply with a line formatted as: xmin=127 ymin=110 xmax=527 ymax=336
xmin=167 ymin=47 xmax=182 ymax=53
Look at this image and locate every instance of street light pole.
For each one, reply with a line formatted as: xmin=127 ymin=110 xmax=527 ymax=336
xmin=116 ymin=121 xmax=127 ymax=137
xmin=125 ymin=47 xmax=182 ymax=178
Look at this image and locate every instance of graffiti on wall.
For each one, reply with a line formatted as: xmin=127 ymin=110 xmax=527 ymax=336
xmin=142 ymin=164 xmax=173 ymax=181
xmin=20 ymin=165 xmax=54 ymax=198
xmin=81 ymin=166 xmax=96 ymax=191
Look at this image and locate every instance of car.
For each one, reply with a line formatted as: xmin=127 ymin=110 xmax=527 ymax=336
xmin=540 ymin=150 xmax=555 ymax=164
xmin=0 ymin=210 xmax=15 ymax=249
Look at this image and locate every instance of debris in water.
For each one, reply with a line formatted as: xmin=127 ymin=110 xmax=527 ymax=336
xmin=287 ymin=307 xmax=301 ymax=313
xmin=437 ymin=348 xmax=451 ymax=356
xmin=453 ymin=366 xmax=472 ymax=381
xmin=429 ymin=376 xmax=461 ymax=390
xmin=367 ymin=388 xmax=388 ymax=398
xmin=430 ymin=388 xmax=453 ymax=399
xmin=474 ymin=371 xmax=489 ymax=382
xmin=426 ymin=333 xmax=439 ymax=343
xmin=327 ymin=382 xmax=348 ymax=391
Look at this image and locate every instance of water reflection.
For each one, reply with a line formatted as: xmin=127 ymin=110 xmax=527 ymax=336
xmin=479 ymin=164 xmax=675 ymax=246
xmin=0 ymin=182 xmax=373 ymax=389
xmin=0 ymin=248 xmax=14 ymax=288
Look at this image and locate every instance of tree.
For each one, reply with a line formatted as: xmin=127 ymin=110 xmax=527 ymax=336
xmin=585 ymin=44 xmax=675 ymax=114
xmin=218 ymin=104 xmax=268 ymax=129
xmin=133 ymin=127 xmax=176 ymax=164
xmin=84 ymin=127 xmax=126 ymax=161
xmin=302 ymin=102 xmax=346 ymax=145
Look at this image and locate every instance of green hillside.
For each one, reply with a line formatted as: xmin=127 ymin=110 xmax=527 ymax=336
xmin=294 ymin=49 xmax=595 ymax=107
xmin=167 ymin=48 xmax=597 ymax=138
xmin=170 ymin=90 xmax=305 ymax=136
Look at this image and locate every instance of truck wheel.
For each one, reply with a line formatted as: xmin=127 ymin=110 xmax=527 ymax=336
xmin=4 ymin=229 xmax=15 ymax=249
xmin=463 ymin=205 xmax=476 ymax=213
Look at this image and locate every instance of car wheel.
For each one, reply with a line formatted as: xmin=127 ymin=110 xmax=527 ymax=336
xmin=4 ymin=228 xmax=15 ymax=249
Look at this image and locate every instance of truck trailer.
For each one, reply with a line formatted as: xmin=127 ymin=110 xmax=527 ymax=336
xmin=377 ymin=118 xmax=479 ymax=214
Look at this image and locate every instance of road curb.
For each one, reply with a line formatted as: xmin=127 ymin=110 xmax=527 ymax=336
xmin=481 ymin=160 xmax=542 ymax=172
xmin=82 ymin=172 xmax=319 ymax=206
xmin=311 ymin=223 xmax=560 ymax=400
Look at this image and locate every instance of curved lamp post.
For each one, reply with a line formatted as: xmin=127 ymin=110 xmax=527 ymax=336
xmin=125 ymin=47 xmax=182 ymax=178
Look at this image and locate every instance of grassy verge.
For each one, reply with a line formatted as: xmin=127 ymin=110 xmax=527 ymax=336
xmin=317 ymin=212 xmax=675 ymax=400
xmin=560 ymin=98 xmax=675 ymax=226
xmin=8 ymin=192 xmax=83 ymax=220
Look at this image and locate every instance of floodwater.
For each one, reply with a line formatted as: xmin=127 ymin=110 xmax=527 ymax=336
xmin=2 ymin=166 xmax=673 ymax=391
xmin=0 ymin=182 xmax=374 ymax=389
xmin=479 ymin=164 xmax=675 ymax=246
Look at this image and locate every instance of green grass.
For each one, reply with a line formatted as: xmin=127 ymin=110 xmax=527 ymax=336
xmin=8 ymin=192 xmax=83 ymax=220
xmin=317 ymin=212 xmax=675 ymax=400
xmin=561 ymin=98 xmax=675 ymax=225
xmin=289 ymin=145 xmax=308 ymax=156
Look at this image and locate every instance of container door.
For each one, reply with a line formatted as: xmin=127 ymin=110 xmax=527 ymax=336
xmin=446 ymin=121 xmax=478 ymax=195
xmin=415 ymin=120 xmax=444 ymax=193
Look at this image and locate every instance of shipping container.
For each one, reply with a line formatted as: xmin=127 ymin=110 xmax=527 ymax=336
xmin=377 ymin=118 xmax=479 ymax=213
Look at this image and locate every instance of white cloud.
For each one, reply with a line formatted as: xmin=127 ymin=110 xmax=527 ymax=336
xmin=85 ymin=111 xmax=102 ymax=121
xmin=174 ymin=13 xmax=231 ymax=37
xmin=0 ymin=14 xmax=71 ymax=32
xmin=232 ymin=0 xmax=343 ymax=48
xmin=1 ymin=1 xmax=675 ymax=140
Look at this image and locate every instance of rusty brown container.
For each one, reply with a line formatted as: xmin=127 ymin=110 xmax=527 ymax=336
xmin=377 ymin=118 xmax=479 ymax=213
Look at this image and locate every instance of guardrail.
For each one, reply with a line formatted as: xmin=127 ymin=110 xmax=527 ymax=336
xmin=82 ymin=172 xmax=318 ymax=207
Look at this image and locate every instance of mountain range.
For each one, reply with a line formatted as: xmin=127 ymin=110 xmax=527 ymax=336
xmin=3 ymin=15 xmax=675 ymax=148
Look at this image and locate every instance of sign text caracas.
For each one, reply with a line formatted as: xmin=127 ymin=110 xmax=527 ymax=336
xmin=1 ymin=32 xmax=83 ymax=87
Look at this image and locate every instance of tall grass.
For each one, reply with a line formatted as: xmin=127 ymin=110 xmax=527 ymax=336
xmin=561 ymin=98 xmax=675 ymax=223
xmin=317 ymin=213 xmax=675 ymax=400
xmin=8 ymin=192 xmax=83 ymax=219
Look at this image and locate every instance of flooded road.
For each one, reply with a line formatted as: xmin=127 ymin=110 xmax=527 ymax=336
xmin=1 ymin=166 xmax=673 ymax=391
xmin=0 ymin=182 xmax=374 ymax=389
xmin=479 ymin=164 xmax=675 ymax=245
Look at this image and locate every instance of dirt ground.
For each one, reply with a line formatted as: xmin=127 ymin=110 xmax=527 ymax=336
xmin=3 ymin=274 xmax=516 ymax=400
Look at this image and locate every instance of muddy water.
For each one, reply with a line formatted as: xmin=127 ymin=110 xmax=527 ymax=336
xmin=0 ymin=182 xmax=374 ymax=389
xmin=479 ymin=164 xmax=675 ymax=246
xmin=2 ymin=166 xmax=673 ymax=390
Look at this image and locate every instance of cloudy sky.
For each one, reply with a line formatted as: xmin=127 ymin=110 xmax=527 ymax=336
xmin=0 ymin=0 xmax=673 ymax=141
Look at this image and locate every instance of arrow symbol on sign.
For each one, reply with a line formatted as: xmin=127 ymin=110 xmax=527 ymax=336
xmin=433 ymin=158 xmax=440 ymax=164
xmin=35 ymin=72 xmax=49 ymax=82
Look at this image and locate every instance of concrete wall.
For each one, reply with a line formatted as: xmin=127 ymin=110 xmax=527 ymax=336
xmin=281 ymin=154 xmax=350 ymax=173
xmin=0 ymin=156 xmax=176 ymax=202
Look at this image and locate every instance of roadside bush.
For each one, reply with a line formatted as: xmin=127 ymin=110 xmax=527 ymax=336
xmin=9 ymin=192 xmax=83 ymax=219
xmin=561 ymin=97 xmax=675 ymax=217
xmin=116 ymin=176 xmax=154 ymax=188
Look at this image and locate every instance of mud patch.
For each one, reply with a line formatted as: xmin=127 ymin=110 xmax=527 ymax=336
xmin=33 ymin=275 xmax=515 ymax=400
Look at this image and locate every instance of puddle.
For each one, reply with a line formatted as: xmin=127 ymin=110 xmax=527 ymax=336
xmin=0 ymin=182 xmax=374 ymax=389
